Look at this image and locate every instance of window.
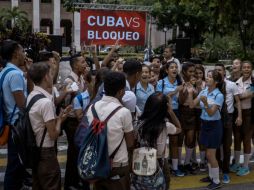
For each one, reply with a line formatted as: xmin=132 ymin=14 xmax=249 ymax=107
xmin=21 ymin=0 xmax=32 ymax=2
xmin=41 ymin=0 xmax=51 ymax=3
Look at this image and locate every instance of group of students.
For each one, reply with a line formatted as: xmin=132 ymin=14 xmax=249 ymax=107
xmin=0 ymin=38 xmax=253 ymax=190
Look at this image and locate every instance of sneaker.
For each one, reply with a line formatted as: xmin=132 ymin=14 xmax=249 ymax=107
xmin=222 ymin=173 xmax=230 ymax=184
xmin=184 ymin=164 xmax=197 ymax=175
xmin=171 ymin=169 xmax=185 ymax=177
xmin=236 ymin=166 xmax=250 ymax=176
xmin=200 ymin=163 xmax=207 ymax=172
xmin=200 ymin=176 xmax=212 ymax=183
xmin=229 ymin=163 xmax=240 ymax=173
xmin=206 ymin=181 xmax=222 ymax=190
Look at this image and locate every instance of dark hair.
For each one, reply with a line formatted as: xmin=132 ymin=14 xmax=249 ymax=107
xmin=195 ymin=65 xmax=205 ymax=81
xmin=123 ymin=59 xmax=142 ymax=76
xmin=164 ymin=45 xmax=174 ymax=52
xmin=38 ymin=51 xmax=54 ymax=62
xmin=159 ymin=61 xmax=182 ymax=85
xmin=181 ymin=62 xmax=195 ymax=82
xmin=150 ymin=55 xmax=163 ymax=63
xmin=208 ymin=70 xmax=226 ymax=97
xmin=70 ymin=53 xmax=82 ymax=69
xmin=28 ymin=62 xmax=50 ymax=85
xmin=91 ymin=68 xmax=110 ymax=100
xmin=242 ymin=60 xmax=253 ymax=67
xmin=0 ymin=40 xmax=20 ymax=66
xmin=139 ymin=92 xmax=169 ymax=147
xmin=215 ymin=63 xmax=225 ymax=71
xmin=190 ymin=57 xmax=203 ymax=65
xmin=104 ymin=71 xmax=126 ymax=97
xmin=141 ymin=64 xmax=151 ymax=72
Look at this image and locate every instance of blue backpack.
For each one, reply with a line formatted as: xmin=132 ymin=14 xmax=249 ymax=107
xmin=0 ymin=68 xmax=16 ymax=135
xmin=77 ymin=104 xmax=123 ymax=181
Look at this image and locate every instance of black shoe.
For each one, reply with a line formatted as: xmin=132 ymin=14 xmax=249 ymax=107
xmin=200 ymin=176 xmax=212 ymax=183
xmin=178 ymin=164 xmax=184 ymax=171
xmin=184 ymin=164 xmax=197 ymax=175
xmin=206 ymin=181 xmax=222 ymax=189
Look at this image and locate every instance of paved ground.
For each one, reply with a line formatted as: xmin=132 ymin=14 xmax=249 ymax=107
xmin=0 ymin=135 xmax=253 ymax=189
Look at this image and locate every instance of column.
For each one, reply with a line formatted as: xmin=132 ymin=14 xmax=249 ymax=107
xmin=74 ymin=11 xmax=81 ymax=51
xmin=11 ymin=0 xmax=18 ymax=8
xmin=11 ymin=0 xmax=18 ymax=27
xmin=33 ymin=0 xmax=40 ymax=33
xmin=53 ymin=0 xmax=61 ymax=35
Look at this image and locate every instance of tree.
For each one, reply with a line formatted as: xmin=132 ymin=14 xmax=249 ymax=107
xmin=1 ymin=7 xmax=29 ymax=30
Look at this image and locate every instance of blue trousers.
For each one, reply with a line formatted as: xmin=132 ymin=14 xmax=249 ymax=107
xmin=4 ymin=130 xmax=29 ymax=190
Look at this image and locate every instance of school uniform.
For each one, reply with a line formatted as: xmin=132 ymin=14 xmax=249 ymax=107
xmin=136 ymin=82 xmax=154 ymax=113
xmin=28 ymin=86 xmax=61 ymax=190
xmin=156 ymin=76 xmax=179 ymax=111
xmin=198 ymin=88 xmax=224 ymax=149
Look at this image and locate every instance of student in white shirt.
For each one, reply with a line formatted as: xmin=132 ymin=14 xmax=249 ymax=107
xmin=230 ymin=61 xmax=254 ymax=176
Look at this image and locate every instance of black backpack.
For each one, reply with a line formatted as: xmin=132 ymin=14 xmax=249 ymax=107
xmin=11 ymin=94 xmax=47 ymax=169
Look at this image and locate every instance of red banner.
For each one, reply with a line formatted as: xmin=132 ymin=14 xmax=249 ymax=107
xmin=80 ymin=9 xmax=146 ymax=46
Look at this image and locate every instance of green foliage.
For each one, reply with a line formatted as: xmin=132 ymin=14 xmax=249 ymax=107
xmin=0 ymin=7 xmax=29 ymax=30
xmin=63 ymin=0 xmax=91 ymax=12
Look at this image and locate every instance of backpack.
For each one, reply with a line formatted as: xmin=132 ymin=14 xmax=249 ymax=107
xmin=11 ymin=94 xmax=47 ymax=169
xmin=131 ymin=121 xmax=166 ymax=190
xmin=0 ymin=68 xmax=17 ymax=145
xmin=77 ymin=104 xmax=123 ymax=181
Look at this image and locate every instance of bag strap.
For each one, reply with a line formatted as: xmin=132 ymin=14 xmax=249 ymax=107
xmin=109 ymin=135 xmax=124 ymax=159
xmin=26 ymin=94 xmax=47 ymax=150
xmin=1 ymin=68 xmax=17 ymax=124
xmin=77 ymin=93 xmax=83 ymax=108
xmin=91 ymin=104 xmax=123 ymax=160
xmin=91 ymin=103 xmax=122 ymax=123
xmin=162 ymin=79 xmax=165 ymax=93
xmin=0 ymin=68 xmax=16 ymax=89
xmin=26 ymin=94 xmax=46 ymax=111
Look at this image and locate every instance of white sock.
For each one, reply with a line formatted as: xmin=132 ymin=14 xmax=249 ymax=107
xmin=172 ymin=159 xmax=178 ymax=170
xmin=234 ymin=151 xmax=241 ymax=165
xmin=243 ymin=154 xmax=251 ymax=168
xmin=208 ymin=163 xmax=212 ymax=179
xmin=184 ymin=148 xmax=193 ymax=165
xmin=178 ymin=147 xmax=182 ymax=165
xmin=211 ymin=167 xmax=220 ymax=184
xmin=200 ymin=151 xmax=206 ymax=164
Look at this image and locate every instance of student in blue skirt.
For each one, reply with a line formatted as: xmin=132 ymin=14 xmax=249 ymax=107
xmin=156 ymin=61 xmax=184 ymax=177
xmin=187 ymin=70 xmax=225 ymax=189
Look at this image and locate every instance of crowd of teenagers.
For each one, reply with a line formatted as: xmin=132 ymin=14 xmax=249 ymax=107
xmin=0 ymin=38 xmax=254 ymax=190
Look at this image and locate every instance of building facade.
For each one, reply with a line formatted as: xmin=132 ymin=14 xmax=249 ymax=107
xmin=0 ymin=0 xmax=179 ymax=51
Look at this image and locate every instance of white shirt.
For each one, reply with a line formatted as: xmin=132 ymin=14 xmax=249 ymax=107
xmin=236 ymin=77 xmax=252 ymax=109
xmin=64 ymin=71 xmax=86 ymax=117
xmin=86 ymin=96 xmax=133 ymax=163
xmin=225 ymin=79 xmax=239 ymax=113
xmin=27 ymin=86 xmax=56 ymax=148
xmin=157 ymin=121 xmax=177 ymax=158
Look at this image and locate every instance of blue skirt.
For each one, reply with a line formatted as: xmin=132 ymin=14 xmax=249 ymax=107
xmin=200 ymin=120 xmax=223 ymax=149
